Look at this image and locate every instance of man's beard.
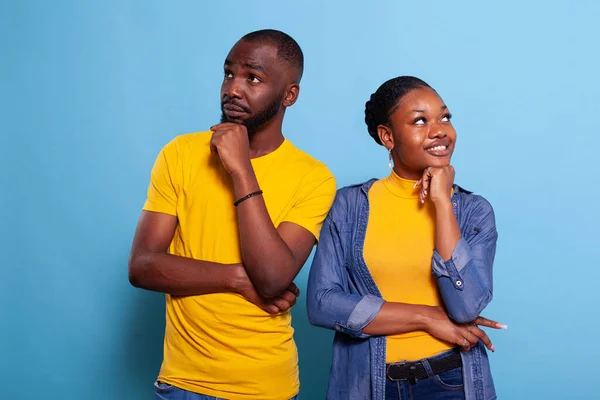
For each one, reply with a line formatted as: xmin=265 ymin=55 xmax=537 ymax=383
xmin=221 ymin=95 xmax=282 ymax=135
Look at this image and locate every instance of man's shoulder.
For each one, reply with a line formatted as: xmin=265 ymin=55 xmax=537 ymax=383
xmin=159 ymin=131 xmax=212 ymax=159
xmin=283 ymin=140 xmax=333 ymax=179
xmin=170 ymin=130 xmax=212 ymax=148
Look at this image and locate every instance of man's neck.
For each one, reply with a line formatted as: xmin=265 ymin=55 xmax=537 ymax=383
xmin=248 ymin=119 xmax=285 ymax=159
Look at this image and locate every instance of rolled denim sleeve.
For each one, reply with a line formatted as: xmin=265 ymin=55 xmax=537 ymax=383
xmin=307 ymin=213 xmax=384 ymax=339
xmin=432 ymin=197 xmax=498 ymax=323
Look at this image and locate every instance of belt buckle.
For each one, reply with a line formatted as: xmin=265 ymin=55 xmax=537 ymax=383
xmin=386 ymin=361 xmax=406 ymax=382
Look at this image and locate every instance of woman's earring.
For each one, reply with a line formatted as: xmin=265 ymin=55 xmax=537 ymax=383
xmin=388 ymin=149 xmax=393 ymax=169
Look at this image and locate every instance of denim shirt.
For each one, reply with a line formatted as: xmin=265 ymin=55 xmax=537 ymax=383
xmin=306 ymin=179 xmax=498 ymax=400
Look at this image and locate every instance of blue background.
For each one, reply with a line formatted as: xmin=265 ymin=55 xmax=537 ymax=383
xmin=2 ymin=1 xmax=599 ymax=399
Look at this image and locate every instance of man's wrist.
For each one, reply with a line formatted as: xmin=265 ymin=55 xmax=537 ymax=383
xmin=231 ymin=163 xmax=254 ymax=181
xmin=231 ymin=165 xmax=260 ymax=196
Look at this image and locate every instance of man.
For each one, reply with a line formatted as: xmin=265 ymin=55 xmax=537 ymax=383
xmin=128 ymin=29 xmax=336 ymax=400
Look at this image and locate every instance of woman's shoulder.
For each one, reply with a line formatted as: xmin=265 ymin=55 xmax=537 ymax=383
xmin=337 ymin=179 xmax=376 ymax=195
xmin=327 ymin=179 xmax=377 ymax=219
xmin=454 ymin=184 xmax=496 ymax=221
xmin=335 ymin=179 xmax=377 ymax=201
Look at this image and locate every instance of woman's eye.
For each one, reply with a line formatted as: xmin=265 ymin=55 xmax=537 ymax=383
xmin=441 ymin=113 xmax=452 ymax=122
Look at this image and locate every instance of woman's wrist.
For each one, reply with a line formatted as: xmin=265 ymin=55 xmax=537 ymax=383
xmin=417 ymin=305 xmax=437 ymax=332
xmin=432 ymin=196 xmax=453 ymax=211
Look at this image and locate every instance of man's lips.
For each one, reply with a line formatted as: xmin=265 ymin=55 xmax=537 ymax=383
xmin=222 ymin=103 xmax=250 ymax=119
xmin=223 ymin=103 xmax=247 ymax=112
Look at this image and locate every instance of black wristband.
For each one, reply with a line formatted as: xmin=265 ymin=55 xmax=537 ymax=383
xmin=234 ymin=190 xmax=263 ymax=206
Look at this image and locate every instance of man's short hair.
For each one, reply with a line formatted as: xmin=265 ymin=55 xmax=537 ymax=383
xmin=241 ymin=29 xmax=304 ymax=82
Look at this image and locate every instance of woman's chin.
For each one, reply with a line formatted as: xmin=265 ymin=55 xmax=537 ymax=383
xmin=425 ymin=156 xmax=452 ymax=168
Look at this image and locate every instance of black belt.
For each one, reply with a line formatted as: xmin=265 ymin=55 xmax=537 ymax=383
xmin=386 ymin=350 xmax=462 ymax=383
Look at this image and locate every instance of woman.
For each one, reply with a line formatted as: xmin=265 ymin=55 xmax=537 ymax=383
xmin=307 ymin=76 xmax=505 ymax=400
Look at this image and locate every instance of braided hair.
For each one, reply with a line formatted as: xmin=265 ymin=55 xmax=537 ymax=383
xmin=365 ymin=76 xmax=432 ymax=145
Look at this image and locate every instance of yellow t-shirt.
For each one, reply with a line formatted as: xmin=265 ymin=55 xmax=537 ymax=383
xmin=364 ymin=171 xmax=454 ymax=363
xmin=142 ymin=131 xmax=336 ymax=400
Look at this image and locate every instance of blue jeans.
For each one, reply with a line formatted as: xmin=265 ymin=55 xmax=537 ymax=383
xmin=154 ymin=381 xmax=298 ymax=400
xmin=385 ymin=351 xmax=465 ymax=400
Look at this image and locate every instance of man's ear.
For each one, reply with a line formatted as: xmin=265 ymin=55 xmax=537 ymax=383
xmin=282 ymin=83 xmax=300 ymax=107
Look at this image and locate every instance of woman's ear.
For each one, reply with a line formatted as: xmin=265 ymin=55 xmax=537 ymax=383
xmin=377 ymin=124 xmax=394 ymax=150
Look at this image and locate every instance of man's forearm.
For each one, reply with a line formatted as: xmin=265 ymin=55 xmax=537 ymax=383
xmin=232 ymin=168 xmax=299 ymax=297
xmin=129 ymin=251 xmax=245 ymax=296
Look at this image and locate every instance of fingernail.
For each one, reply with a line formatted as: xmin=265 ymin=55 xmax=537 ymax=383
xmin=498 ymin=324 xmax=508 ymax=330
xmin=491 ymin=345 xmax=496 ymax=352
xmin=413 ymin=181 xmax=420 ymax=188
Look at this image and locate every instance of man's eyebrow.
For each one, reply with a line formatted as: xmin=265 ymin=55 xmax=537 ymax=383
xmin=243 ymin=63 xmax=266 ymax=74
xmin=223 ymin=60 xmax=267 ymax=75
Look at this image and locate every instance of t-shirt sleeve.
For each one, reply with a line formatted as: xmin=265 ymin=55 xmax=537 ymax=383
xmin=281 ymin=165 xmax=337 ymax=241
xmin=142 ymin=138 xmax=181 ymax=216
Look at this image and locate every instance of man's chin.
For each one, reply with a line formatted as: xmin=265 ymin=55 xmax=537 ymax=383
xmin=220 ymin=113 xmax=246 ymax=125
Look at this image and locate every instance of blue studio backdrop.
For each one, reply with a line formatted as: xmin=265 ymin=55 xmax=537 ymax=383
xmin=2 ymin=1 xmax=599 ymax=399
